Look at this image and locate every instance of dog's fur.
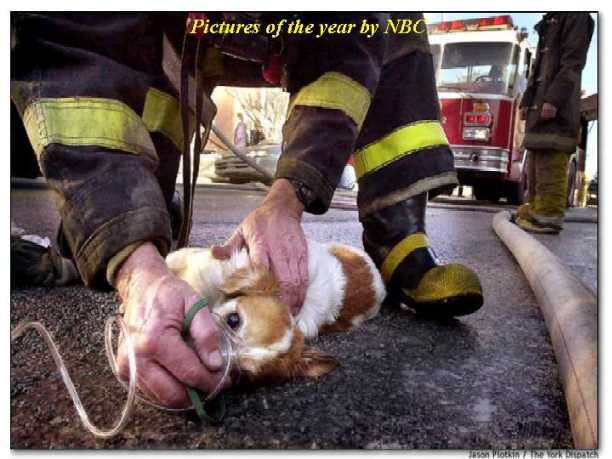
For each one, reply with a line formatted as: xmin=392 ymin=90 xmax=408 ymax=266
xmin=166 ymin=240 xmax=385 ymax=383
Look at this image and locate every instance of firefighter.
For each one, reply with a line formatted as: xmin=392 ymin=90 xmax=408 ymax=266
xmin=11 ymin=12 xmax=483 ymax=409
xmin=515 ymin=13 xmax=594 ymax=234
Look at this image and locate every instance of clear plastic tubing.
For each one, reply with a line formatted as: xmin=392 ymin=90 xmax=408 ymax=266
xmin=11 ymin=314 xmax=235 ymax=437
xmin=10 ymin=315 xmax=137 ymax=439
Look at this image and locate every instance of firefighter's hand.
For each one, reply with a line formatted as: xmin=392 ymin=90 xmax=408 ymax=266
xmin=212 ymin=178 xmax=308 ymax=315
xmin=114 ymin=242 xmax=228 ymax=408
xmin=540 ymin=102 xmax=558 ymax=120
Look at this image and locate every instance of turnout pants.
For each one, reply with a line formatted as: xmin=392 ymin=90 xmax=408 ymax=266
xmin=520 ymin=149 xmax=570 ymax=229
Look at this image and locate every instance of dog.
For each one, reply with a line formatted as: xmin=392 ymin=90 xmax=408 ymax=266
xmin=166 ymin=240 xmax=385 ymax=384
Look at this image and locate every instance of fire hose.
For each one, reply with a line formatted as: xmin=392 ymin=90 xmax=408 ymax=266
xmin=492 ymin=211 xmax=597 ymax=448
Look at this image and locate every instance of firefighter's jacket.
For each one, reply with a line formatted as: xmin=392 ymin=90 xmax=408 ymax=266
xmin=11 ymin=13 xmax=456 ymax=289
xmin=520 ymin=13 xmax=594 ymax=152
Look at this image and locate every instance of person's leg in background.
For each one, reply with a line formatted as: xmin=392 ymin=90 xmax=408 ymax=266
xmin=515 ymin=149 xmax=569 ymax=234
xmin=356 ymin=47 xmax=484 ymax=319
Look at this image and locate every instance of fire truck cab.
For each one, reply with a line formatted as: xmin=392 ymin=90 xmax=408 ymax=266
xmin=429 ymin=15 xmax=533 ymax=204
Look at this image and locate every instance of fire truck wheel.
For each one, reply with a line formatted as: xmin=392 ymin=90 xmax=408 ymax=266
xmin=473 ymin=186 xmax=501 ymax=203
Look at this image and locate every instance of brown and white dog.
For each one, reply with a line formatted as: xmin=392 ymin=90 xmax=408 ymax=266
xmin=166 ymin=240 xmax=385 ymax=384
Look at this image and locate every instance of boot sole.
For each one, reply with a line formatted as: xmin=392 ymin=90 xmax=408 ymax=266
xmin=520 ymin=225 xmax=561 ymax=235
xmin=401 ymin=292 xmax=484 ymax=319
xmin=513 ymin=215 xmax=561 ymax=234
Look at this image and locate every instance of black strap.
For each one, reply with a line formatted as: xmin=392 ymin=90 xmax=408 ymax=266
xmin=177 ymin=38 xmax=218 ymax=249
xmin=187 ymin=40 xmax=203 ymax=243
xmin=177 ymin=34 xmax=193 ymax=248
xmin=182 ymin=298 xmax=226 ymax=424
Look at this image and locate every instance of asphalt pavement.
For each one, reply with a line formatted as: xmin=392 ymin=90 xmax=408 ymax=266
xmin=10 ymin=185 xmax=597 ymax=449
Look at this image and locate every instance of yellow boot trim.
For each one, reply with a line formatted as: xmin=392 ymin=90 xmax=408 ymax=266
xmin=516 ymin=203 xmax=532 ymax=220
xmin=402 ymin=263 xmax=483 ymax=303
xmin=516 ymin=204 xmax=563 ymax=229
xmin=287 ymin=72 xmax=371 ymax=129
xmin=380 ymin=233 xmax=430 ymax=284
xmin=23 ymin=97 xmax=156 ymax=160
xmin=142 ymin=88 xmax=192 ymax=151
xmin=533 ymin=193 xmax=566 ymax=219
xmin=353 ymin=120 xmax=449 ymax=179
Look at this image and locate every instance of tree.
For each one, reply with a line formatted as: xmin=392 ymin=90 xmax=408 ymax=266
xmin=226 ymin=87 xmax=289 ymax=143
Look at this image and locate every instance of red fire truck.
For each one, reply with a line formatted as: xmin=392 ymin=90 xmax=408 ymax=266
xmin=428 ymin=15 xmax=535 ymax=204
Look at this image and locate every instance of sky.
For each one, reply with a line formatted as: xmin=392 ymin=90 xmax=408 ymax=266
xmin=424 ymin=12 xmax=598 ymax=177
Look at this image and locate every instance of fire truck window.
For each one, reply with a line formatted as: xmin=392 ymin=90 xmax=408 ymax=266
xmin=507 ymin=45 xmax=520 ymax=95
xmin=438 ymin=42 xmax=518 ymax=96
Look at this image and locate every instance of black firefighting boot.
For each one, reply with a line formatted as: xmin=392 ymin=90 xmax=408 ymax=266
xmin=11 ymin=236 xmax=80 ymax=287
xmin=361 ymin=193 xmax=483 ymax=318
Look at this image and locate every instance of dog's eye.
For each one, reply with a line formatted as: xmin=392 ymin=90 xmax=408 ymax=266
xmin=226 ymin=312 xmax=241 ymax=330
xmin=223 ymin=290 xmax=244 ymax=300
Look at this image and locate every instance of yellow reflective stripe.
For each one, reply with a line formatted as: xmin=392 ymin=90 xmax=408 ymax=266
xmin=287 ymin=72 xmax=371 ymax=129
xmin=353 ymin=121 xmax=449 ymax=179
xmin=22 ymin=97 xmax=156 ymax=160
xmin=380 ymin=233 xmax=430 ymax=283
xmin=142 ymin=88 xmax=185 ymax=151
xmin=401 ymin=264 xmax=483 ymax=302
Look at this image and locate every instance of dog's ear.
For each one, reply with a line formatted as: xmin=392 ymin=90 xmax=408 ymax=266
xmin=295 ymin=347 xmax=339 ymax=379
xmin=220 ymin=266 xmax=280 ymax=299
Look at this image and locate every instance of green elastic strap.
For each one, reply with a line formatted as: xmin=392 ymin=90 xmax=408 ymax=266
xmin=182 ymin=298 xmax=226 ymax=424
